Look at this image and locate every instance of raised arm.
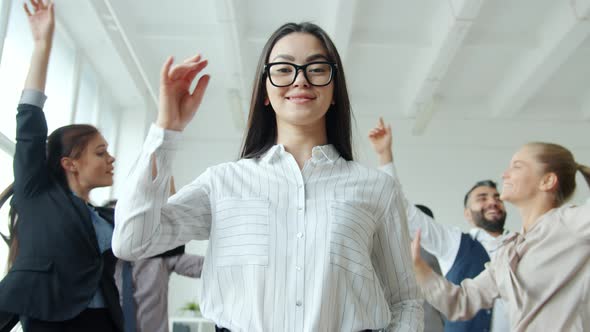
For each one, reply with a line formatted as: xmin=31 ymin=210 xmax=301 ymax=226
xmin=113 ymin=55 xmax=212 ymax=260
xmin=13 ymin=0 xmax=55 ymax=199
xmin=368 ymin=118 xmax=462 ymax=272
xmin=411 ymin=230 xmax=499 ymax=321
xmin=24 ymin=0 xmax=54 ymax=92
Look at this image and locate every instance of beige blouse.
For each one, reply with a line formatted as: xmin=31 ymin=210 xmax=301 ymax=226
xmin=420 ymin=201 xmax=590 ymax=331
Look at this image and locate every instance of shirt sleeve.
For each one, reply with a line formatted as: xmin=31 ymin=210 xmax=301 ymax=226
xmin=113 ymin=124 xmax=213 ymax=260
xmin=13 ymin=89 xmax=49 ymax=199
xmin=379 ymin=162 xmax=462 ymax=274
xmin=372 ymin=180 xmax=424 ymax=332
xmin=420 ymin=262 xmax=500 ymax=322
xmin=165 ymin=254 xmax=205 ymax=278
xmin=20 ymin=89 xmax=48 ymax=108
xmin=562 ymin=198 xmax=590 ymax=242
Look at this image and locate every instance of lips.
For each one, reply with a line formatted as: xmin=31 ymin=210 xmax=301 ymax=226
xmin=286 ymin=93 xmax=316 ymax=104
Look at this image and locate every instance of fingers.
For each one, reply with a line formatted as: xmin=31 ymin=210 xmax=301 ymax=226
xmin=161 ymin=53 xmax=207 ymax=84
xmin=368 ymin=127 xmax=387 ymax=138
xmin=25 ymin=0 xmax=51 ymax=16
xmin=160 ymin=56 xmax=174 ymax=85
xmin=183 ymin=53 xmax=201 ymax=64
xmin=411 ymin=229 xmax=422 ymax=261
xmin=368 ymin=116 xmax=390 ymax=138
xmin=24 ymin=3 xmax=33 ymax=16
xmin=178 ymin=60 xmax=208 ymax=82
xmin=186 ymin=74 xmax=211 ymax=110
xmin=30 ymin=0 xmax=40 ymax=11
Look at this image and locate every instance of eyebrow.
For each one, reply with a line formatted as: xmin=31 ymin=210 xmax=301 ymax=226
xmin=476 ymin=192 xmax=498 ymax=198
xmin=271 ymin=53 xmax=329 ymax=62
xmin=95 ymin=144 xmax=107 ymax=150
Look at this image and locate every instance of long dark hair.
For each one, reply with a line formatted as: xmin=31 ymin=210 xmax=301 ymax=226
xmin=0 ymin=184 xmax=17 ymax=270
xmin=47 ymin=124 xmax=99 ymax=187
xmin=240 ymin=22 xmax=354 ymax=161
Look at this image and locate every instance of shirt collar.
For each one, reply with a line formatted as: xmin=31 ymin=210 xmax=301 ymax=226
xmin=260 ymin=145 xmax=284 ymax=164
xmin=469 ymin=227 xmax=510 ymax=242
xmin=311 ymin=144 xmax=339 ymax=163
xmin=260 ymin=144 xmax=340 ymax=164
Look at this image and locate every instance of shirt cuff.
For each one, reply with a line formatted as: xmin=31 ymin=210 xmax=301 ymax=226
xmin=20 ymin=89 xmax=47 ymax=108
xmin=143 ymin=123 xmax=183 ymax=153
xmin=378 ymin=162 xmax=397 ymax=178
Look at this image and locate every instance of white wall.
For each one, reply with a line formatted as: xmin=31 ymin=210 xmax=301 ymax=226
xmin=112 ymin=106 xmax=149 ymax=200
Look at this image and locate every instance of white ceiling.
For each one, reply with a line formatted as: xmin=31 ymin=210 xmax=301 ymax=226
xmin=55 ymin=0 xmax=590 ymax=139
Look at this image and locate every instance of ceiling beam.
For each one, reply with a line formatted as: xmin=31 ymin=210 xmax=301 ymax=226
xmin=216 ymin=0 xmax=248 ymax=128
xmin=326 ymin=0 xmax=358 ymax=63
xmin=491 ymin=0 xmax=590 ymax=117
xmin=412 ymin=97 xmax=440 ymax=135
xmin=89 ymin=0 xmax=158 ymax=113
xmin=403 ymin=0 xmax=485 ymax=135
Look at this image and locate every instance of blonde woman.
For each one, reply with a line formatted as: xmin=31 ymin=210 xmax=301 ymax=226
xmin=412 ymin=143 xmax=590 ymax=331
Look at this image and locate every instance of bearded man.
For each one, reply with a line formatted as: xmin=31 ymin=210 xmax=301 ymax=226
xmin=368 ymin=118 xmax=511 ymax=332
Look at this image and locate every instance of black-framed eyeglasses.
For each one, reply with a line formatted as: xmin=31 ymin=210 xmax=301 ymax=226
xmin=264 ymin=61 xmax=338 ymax=87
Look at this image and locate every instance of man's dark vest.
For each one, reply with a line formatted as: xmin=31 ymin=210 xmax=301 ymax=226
xmin=443 ymin=233 xmax=492 ymax=332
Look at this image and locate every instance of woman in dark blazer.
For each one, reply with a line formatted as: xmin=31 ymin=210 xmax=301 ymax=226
xmin=0 ymin=1 xmax=122 ymax=331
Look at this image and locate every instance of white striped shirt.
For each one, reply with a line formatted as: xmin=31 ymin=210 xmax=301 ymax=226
xmin=113 ymin=124 xmax=423 ymax=332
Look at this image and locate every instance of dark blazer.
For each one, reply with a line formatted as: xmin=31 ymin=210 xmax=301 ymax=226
xmin=0 ymin=103 xmax=123 ymax=331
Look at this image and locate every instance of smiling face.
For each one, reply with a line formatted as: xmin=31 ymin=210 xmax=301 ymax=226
xmin=68 ymin=133 xmax=115 ymax=189
xmin=265 ymin=32 xmax=335 ymax=128
xmin=500 ymin=145 xmax=547 ymax=205
xmin=465 ymin=185 xmax=507 ymax=233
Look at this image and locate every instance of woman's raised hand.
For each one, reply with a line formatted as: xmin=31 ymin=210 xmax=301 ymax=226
xmin=157 ymin=54 xmax=211 ymax=131
xmin=24 ymin=0 xmax=55 ymax=46
xmin=368 ymin=117 xmax=393 ymax=165
xmin=411 ymin=229 xmax=433 ymax=284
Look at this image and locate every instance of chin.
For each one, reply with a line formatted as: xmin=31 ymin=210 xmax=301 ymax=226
xmin=100 ymin=177 xmax=114 ymax=187
xmin=500 ymin=192 xmax=511 ymax=202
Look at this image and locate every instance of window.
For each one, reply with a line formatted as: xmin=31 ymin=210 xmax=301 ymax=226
xmin=0 ymin=0 xmax=32 ymax=141
xmin=97 ymin=91 xmax=119 ymax=156
xmin=44 ymin=31 xmax=75 ymax=134
xmin=74 ymin=60 xmax=98 ymax=125
xmin=0 ymin=0 xmax=75 ymax=140
xmin=0 ymin=149 xmax=13 ymax=277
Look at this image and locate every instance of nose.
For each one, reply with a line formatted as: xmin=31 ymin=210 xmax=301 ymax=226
xmin=487 ymin=197 xmax=501 ymax=208
xmin=108 ymin=153 xmax=116 ymax=163
xmin=501 ymin=169 xmax=509 ymax=180
xmin=292 ymin=68 xmax=310 ymax=87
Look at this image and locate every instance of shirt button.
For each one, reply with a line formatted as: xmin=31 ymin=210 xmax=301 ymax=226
xmin=296 ymin=266 xmax=302 ymax=271
xmin=296 ymin=300 xmax=302 ymax=307
xmin=296 ymin=232 xmax=303 ymax=238
xmin=298 ymin=206 xmax=303 ymax=211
